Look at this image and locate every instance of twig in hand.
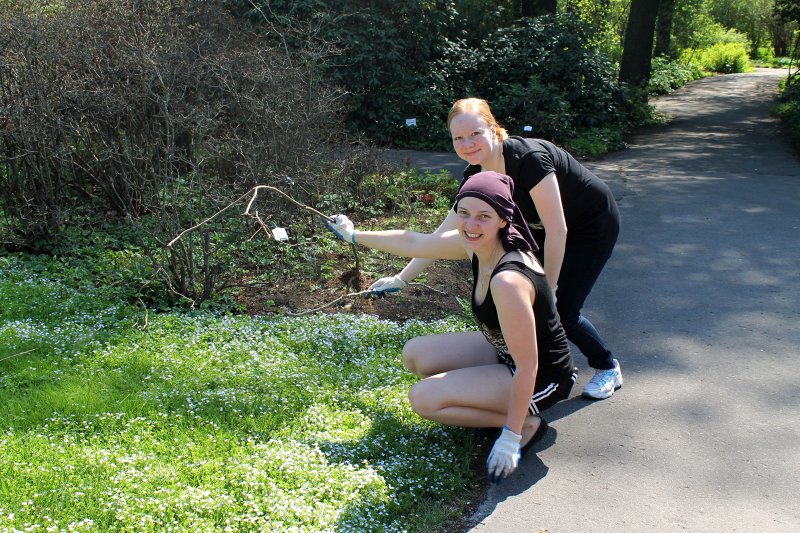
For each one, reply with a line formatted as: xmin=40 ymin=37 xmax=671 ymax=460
xmin=164 ymin=183 xmax=394 ymax=312
xmin=283 ymin=282 xmax=449 ymax=316
xmin=166 ymin=184 xmax=334 ymax=249
xmin=285 ymin=289 xmax=376 ymax=316
xmin=243 ymin=185 xmax=331 ymax=221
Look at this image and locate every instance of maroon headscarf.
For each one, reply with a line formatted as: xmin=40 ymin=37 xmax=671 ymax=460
xmin=454 ymin=171 xmax=539 ymax=253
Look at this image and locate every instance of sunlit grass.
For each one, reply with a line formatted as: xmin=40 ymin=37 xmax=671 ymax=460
xmin=0 ymin=254 xmax=482 ymax=532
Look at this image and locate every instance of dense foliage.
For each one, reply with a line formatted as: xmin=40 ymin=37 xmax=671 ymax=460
xmin=463 ymin=14 xmax=626 ymax=146
xmin=237 ymin=1 xmax=632 ymax=152
xmin=774 ymin=77 xmax=800 ymax=147
xmin=232 ymin=0 xmax=461 ymax=150
xmin=684 ymin=41 xmax=754 ymax=73
xmin=775 ymin=0 xmax=800 ymax=22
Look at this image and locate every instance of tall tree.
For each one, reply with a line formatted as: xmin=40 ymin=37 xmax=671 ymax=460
xmin=654 ymin=0 xmax=676 ymax=56
xmin=775 ymin=0 xmax=800 ymax=24
xmin=619 ymin=0 xmax=660 ymax=90
xmin=520 ymin=0 xmax=557 ymax=17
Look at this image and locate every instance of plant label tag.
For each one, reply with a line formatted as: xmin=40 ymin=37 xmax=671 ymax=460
xmin=405 ymin=118 xmax=417 ymax=127
xmin=272 ymin=227 xmax=289 ymax=242
xmin=523 ymin=125 xmax=533 ymax=132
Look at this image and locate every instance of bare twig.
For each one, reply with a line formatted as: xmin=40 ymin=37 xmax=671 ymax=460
xmin=167 ymin=184 xmax=333 ymax=249
xmin=408 ymin=282 xmax=446 ymax=294
xmin=0 ymin=349 xmax=35 ymax=364
xmin=284 ymin=289 xmax=376 ymax=316
xmin=136 ymin=297 xmax=149 ymax=330
xmin=166 ymin=188 xmax=253 ymax=248
xmin=243 ymin=185 xmax=331 ymax=220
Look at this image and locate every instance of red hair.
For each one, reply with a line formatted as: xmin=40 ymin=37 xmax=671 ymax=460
xmin=447 ymin=98 xmax=509 ymax=140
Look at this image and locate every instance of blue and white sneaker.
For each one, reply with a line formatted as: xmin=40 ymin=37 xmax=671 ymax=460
xmin=582 ymin=359 xmax=623 ymax=399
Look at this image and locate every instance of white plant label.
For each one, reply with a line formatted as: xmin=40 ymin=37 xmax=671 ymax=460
xmin=272 ymin=227 xmax=289 ymax=242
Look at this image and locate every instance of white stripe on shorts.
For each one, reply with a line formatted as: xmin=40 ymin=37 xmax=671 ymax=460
xmin=529 ymin=382 xmax=560 ymax=414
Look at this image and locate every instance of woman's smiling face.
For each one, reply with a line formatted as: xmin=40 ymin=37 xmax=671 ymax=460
xmin=456 ymin=196 xmax=507 ymax=252
xmin=449 ymin=112 xmax=496 ymax=166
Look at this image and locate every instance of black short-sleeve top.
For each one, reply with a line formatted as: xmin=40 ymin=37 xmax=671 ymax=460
xmin=462 ymin=136 xmax=618 ymax=239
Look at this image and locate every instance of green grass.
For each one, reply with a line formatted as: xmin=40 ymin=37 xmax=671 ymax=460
xmin=0 ymin=253 xmax=482 ymax=532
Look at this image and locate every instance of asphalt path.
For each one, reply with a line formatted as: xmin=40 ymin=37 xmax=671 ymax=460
xmin=392 ymin=68 xmax=800 ymax=532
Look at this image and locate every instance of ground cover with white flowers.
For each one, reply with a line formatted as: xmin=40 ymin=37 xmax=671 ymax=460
xmin=0 ymin=254 xmax=485 ymax=532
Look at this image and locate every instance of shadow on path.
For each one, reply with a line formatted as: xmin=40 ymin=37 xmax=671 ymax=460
xmin=390 ymin=69 xmax=800 ymax=532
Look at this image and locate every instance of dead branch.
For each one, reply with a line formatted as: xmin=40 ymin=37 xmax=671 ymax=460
xmin=166 ymin=188 xmax=253 ymax=248
xmin=283 ymin=282 xmax=447 ymax=316
xmin=284 ymin=289 xmax=375 ymax=316
xmin=243 ymin=185 xmax=331 ymax=220
xmin=0 ymin=349 xmax=35 ymax=364
xmin=167 ymin=184 xmax=333 ymax=249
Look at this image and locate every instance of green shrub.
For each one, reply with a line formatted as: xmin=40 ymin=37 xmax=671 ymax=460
xmin=649 ymin=56 xmax=703 ymax=96
xmin=237 ymin=4 xmax=628 ymax=152
xmin=773 ymin=75 xmax=800 ymax=147
xmin=564 ymin=127 xmax=625 ymax=159
xmin=685 ymin=42 xmax=753 ymax=74
xmin=754 ymin=46 xmax=776 ymax=62
xmin=768 ymin=56 xmax=795 ymax=68
xmin=467 ymin=14 xmax=627 ymax=146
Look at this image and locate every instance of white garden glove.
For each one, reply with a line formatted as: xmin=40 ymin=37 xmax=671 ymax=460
xmin=368 ymin=275 xmax=408 ymax=297
xmin=486 ymin=426 xmax=522 ymax=483
xmin=322 ymin=214 xmax=356 ymax=243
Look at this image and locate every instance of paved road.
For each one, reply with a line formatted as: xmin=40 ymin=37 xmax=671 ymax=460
xmin=394 ymin=69 xmax=800 ymax=532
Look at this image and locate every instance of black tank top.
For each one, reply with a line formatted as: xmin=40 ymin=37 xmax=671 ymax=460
xmin=471 ymin=254 xmax=574 ymax=384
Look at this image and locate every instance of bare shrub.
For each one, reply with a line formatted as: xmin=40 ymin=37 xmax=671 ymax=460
xmin=0 ymin=0 xmax=384 ymax=304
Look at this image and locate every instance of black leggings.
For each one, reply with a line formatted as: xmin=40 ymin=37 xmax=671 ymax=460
xmin=534 ymin=218 xmax=619 ymax=370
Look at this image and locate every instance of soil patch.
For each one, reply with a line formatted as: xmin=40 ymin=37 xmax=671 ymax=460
xmin=237 ymin=259 xmax=475 ymax=322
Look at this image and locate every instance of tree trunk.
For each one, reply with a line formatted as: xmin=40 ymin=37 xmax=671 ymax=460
xmin=619 ymin=0 xmax=660 ymax=90
xmin=520 ymin=0 xmax=557 ymax=18
xmin=654 ymin=0 xmax=675 ymax=57
xmin=767 ymin=16 xmax=797 ymax=57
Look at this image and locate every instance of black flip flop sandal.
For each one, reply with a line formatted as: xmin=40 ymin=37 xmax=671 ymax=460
xmin=520 ymin=416 xmax=549 ymax=457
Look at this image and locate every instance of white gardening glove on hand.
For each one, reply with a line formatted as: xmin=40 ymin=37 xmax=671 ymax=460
xmin=486 ymin=426 xmax=522 ymax=483
xmin=322 ymin=214 xmax=356 ymax=243
xmin=368 ymin=275 xmax=408 ymax=297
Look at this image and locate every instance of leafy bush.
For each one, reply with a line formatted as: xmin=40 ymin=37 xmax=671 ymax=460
xmin=773 ymin=75 xmax=800 ymax=147
xmin=565 ymin=127 xmax=626 ymax=159
xmin=698 ymin=42 xmax=753 ymax=73
xmin=237 ymin=3 xmax=629 ymax=151
xmin=649 ymin=56 xmax=704 ymax=95
xmin=681 ymin=31 xmax=753 ymax=75
xmin=754 ymin=46 xmax=776 ymax=62
xmin=767 ymin=56 xmax=796 ymax=68
xmin=466 ymin=14 xmax=627 ymax=146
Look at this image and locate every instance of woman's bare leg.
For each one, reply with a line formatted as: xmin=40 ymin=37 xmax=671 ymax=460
xmin=402 ymin=331 xmax=496 ymax=377
xmin=409 ymin=364 xmax=511 ymax=427
xmin=403 ymin=332 xmax=545 ymax=442
xmin=408 ymin=364 xmax=544 ymax=441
